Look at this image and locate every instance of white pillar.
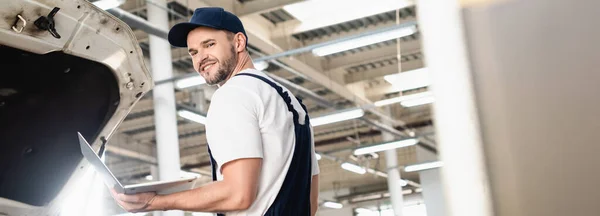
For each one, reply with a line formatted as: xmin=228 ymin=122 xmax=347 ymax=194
xmin=416 ymin=145 xmax=447 ymax=216
xmin=190 ymin=89 xmax=208 ymax=113
xmin=383 ymin=108 xmax=404 ymax=216
xmin=147 ymin=1 xmax=183 ymax=216
xmin=416 ymin=0 xmax=493 ymax=216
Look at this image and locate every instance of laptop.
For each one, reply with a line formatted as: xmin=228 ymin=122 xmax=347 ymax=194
xmin=78 ymin=132 xmax=198 ymax=195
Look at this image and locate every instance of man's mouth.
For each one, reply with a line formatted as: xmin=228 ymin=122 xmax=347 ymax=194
xmin=201 ymin=63 xmax=216 ymax=72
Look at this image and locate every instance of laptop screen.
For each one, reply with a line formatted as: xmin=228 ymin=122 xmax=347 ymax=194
xmin=78 ymin=132 xmax=124 ymax=193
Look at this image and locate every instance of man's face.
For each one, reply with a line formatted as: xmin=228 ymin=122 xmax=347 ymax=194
xmin=187 ymin=27 xmax=238 ymax=86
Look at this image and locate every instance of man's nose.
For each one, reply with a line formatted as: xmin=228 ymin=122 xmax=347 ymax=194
xmin=194 ymin=53 xmax=208 ymax=68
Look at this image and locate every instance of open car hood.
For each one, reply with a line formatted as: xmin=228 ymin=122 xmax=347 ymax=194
xmin=0 ymin=0 xmax=152 ymax=215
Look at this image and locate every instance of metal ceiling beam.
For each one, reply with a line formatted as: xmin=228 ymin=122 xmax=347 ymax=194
xmin=322 ymin=40 xmax=421 ymax=71
xmin=251 ymin=21 xmax=417 ymax=63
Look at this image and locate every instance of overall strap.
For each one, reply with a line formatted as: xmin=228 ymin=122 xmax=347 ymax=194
xmin=235 ymin=73 xmax=313 ymax=216
xmin=207 ymin=72 xmax=313 ymax=215
xmin=235 ymin=73 xmax=303 ymax=125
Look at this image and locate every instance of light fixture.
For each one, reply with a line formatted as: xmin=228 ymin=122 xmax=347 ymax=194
xmin=315 ymin=153 xmax=322 ymax=160
xmin=312 ymin=25 xmax=417 ymax=56
xmin=355 ymin=208 xmax=374 ymax=214
xmin=383 ymin=67 xmax=430 ymax=92
xmin=366 ymin=168 xmax=388 ymax=178
xmin=178 ymin=110 xmax=206 ymax=124
xmin=353 ymin=138 xmax=419 ymax=155
xmin=311 ymin=108 xmax=364 ymax=126
xmin=323 ymin=201 xmax=343 ymax=209
xmin=174 ymin=76 xmax=206 ymax=89
xmin=401 ymin=95 xmax=435 ymax=107
xmin=368 ymin=152 xmax=379 ymax=159
xmin=404 ymin=161 xmax=444 ymax=172
xmin=254 ymin=61 xmax=269 ymax=71
xmin=145 ymin=175 xmax=153 ymax=181
xmin=92 ymin=0 xmax=125 ymax=10
xmin=374 ymin=91 xmax=433 ymax=107
xmin=341 ymin=162 xmax=366 ymax=175
xmin=283 ymin=0 xmax=413 ymax=32
xmin=398 ymin=179 xmax=408 ymax=187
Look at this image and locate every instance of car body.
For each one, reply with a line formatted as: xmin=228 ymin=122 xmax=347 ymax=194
xmin=0 ymin=0 xmax=152 ymax=215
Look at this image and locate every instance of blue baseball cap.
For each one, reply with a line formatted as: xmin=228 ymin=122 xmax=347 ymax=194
xmin=168 ymin=7 xmax=248 ymax=48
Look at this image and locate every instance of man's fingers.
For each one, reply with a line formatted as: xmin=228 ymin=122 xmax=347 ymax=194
xmin=115 ymin=199 xmax=147 ymax=212
xmin=117 ymin=193 xmax=144 ymax=203
xmin=109 ymin=190 xmax=156 ymax=213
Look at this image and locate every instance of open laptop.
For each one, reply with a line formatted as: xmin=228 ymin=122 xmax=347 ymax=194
xmin=78 ymin=132 xmax=198 ymax=195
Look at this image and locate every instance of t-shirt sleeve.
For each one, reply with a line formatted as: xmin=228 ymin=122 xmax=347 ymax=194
xmin=310 ymin=124 xmax=320 ymax=176
xmin=206 ymin=86 xmax=264 ymax=172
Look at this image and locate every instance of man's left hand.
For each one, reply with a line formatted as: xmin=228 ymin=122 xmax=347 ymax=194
xmin=110 ymin=189 xmax=157 ymax=212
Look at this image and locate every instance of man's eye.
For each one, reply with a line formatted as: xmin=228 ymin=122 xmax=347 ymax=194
xmin=207 ymin=43 xmax=215 ymax=48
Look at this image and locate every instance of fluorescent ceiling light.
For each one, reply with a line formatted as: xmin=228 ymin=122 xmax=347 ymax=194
xmin=368 ymin=152 xmax=379 ymax=159
xmin=384 ymin=67 xmax=430 ymax=92
xmin=145 ymin=175 xmax=153 ymax=181
xmin=254 ymin=61 xmax=269 ymax=71
xmin=93 ymin=0 xmax=125 ymax=10
xmin=366 ymin=168 xmax=387 ymax=178
xmin=175 ymin=76 xmax=206 ymax=89
xmin=353 ymin=138 xmax=419 ymax=155
xmin=341 ymin=162 xmax=366 ymax=175
xmin=398 ymin=179 xmax=408 ymax=187
xmin=405 ymin=161 xmax=444 ymax=172
xmin=178 ymin=110 xmax=206 ymax=124
xmin=355 ymin=208 xmax=374 ymax=214
xmin=284 ymin=0 xmax=413 ymax=32
xmin=312 ymin=25 xmax=417 ymax=56
xmin=311 ymin=108 xmax=364 ymax=126
xmin=374 ymin=91 xmax=433 ymax=107
xmin=383 ymin=189 xmax=413 ymax=197
xmin=401 ymin=95 xmax=435 ymax=107
xmin=315 ymin=153 xmax=322 ymax=160
xmin=323 ymin=201 xmax=343 ymax=209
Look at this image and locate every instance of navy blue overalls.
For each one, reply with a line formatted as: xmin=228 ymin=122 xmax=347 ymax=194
xmin=207 ymin=73 xmax=313 ymax=216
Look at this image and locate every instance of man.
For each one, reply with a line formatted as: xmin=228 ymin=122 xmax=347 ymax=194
xmin=110 ymin=7 xmax=320 ymax=216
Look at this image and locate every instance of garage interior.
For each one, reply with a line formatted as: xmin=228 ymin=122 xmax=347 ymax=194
xmin=96 ymin=0 xmax=435 ymax=215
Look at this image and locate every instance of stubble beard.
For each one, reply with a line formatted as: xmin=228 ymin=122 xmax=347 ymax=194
xmin=204 ymin=45 xmax=238 ymax=86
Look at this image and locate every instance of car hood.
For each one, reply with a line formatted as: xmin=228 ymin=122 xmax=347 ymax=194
xmin=0 ymin=0 xmax=152 ymax=215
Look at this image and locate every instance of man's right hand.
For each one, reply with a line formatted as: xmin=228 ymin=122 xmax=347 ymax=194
xmin=109 ymin=188 xmax=158 ymax=213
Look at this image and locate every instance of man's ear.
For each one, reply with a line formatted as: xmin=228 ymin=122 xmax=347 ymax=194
xmin=235 ymin=33 xmax=247 ymax=52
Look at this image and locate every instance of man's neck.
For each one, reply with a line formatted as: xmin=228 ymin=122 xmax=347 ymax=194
xmin=218 ymin=52 xmax=254 ymax=86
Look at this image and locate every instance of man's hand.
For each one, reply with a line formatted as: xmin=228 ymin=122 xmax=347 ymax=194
xmin=110 ymin=189 xmax=158 ymax=213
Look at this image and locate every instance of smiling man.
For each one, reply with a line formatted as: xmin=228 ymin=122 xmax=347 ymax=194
xmin=110 ymin=7 xmax=320 ymax=216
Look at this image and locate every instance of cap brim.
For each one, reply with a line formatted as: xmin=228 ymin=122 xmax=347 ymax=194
xmin=168 ymin=22 xmax=222 ymax=48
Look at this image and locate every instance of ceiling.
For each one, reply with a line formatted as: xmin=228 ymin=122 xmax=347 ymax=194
xmin=104 ymin=0 xmax=436 ymax=207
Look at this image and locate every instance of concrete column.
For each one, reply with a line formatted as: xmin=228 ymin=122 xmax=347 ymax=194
xmin=150 ymin=165 xmax=159 ymax=181
xmin=416 ymin=1 xmax=493 ymax=216
xmin=191 ymin=89 xmax=208 ymax=113
xmin=416 ymin=145 xmax=447 ymax=216
xmin=382 ymin=107 xmax=404 ymax=216
xmin=147 ymin=1 xmax=183 ymax=216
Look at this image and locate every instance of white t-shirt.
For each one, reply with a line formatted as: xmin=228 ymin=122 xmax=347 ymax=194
xmin=205 ymin=69 xmax=320 ymax=216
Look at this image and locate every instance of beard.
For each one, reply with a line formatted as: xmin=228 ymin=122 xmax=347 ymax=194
xmin=204 ymin=45 xmax=238 ymax=86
